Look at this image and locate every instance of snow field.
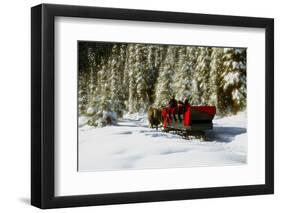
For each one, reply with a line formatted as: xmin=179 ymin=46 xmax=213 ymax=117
xmin=78 ymin=112 xmax=247 ymax=171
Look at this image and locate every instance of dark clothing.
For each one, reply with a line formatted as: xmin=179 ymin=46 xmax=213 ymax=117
xmin=169 ymin=98 xmax=177 ymax=108
xmin=184 ymin=99 xmax=189 ymax=106
xmin=178 ymin=100 xmax=184 ymax=105
xmin=168 ymin=107 xmax=177 ymax=122
xmin=168 ymin=98 xmax=178 ymax=122
xmin=177 ymin=103 xmax=184 ymax=122
xmin=183 ymin=99 xmax=190 ymax=111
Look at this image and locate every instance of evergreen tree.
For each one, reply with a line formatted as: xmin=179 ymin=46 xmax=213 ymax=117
xmin=146 ymin=45 xmax=159 ymax=105
xmin=135 ymin=44 xmax=149 ymax=111
xmin=109 ymin=44 xmax=125 ymax=117
xmin=118 ymin=44 xmax=128 ymax=113
xmin=173 ymin=46 xmax=193 ymax=101
xmin=78 ymin=71 xmax=89 ymax=114
xmin=221 ymin=48 xmax=247 ymax=114
xmin=194 ymin=47 xmax=212 ymax=105
xmin=122 ymin=45 xmax=131 ymax=111
xmin=127 ymin=44 xmax=138 ymax=113
xmin=209 ymin=48 xmax=224 ymax=109
xmin=188 ymin=47 xmax=201 ymax=105
xmin=98 ymin=60 xmax=111 ymax=112
xmin=87 ymin=47 xmax=97 ymax=105
xmin=154 ymin=46 xmax=177 ymax=107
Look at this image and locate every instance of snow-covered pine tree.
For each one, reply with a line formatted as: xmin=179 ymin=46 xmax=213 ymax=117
xmin=154 ymin=46 xmax=177 ymax=107
xmin=94 ymin=57 xmax=106 ymax=111
xmin=109 ymin=44 xmax=125 ymax=117
xmin=173 ymin=46 xmax=194 ymax=101
xmin=78 ymin=43 xmax=91 ymax=115
xmin=134 ymin=44 xmax=149 ymax=112
xmin=154 ymin=45 xmax=167 ymax=69
xmin=209 ymin=48 xmax=223 ymax=109
xmin=146 ymin=45 xmax=160 ymax=106
xmin=118 ymin=44 xmax=127 ymax=113
xmin=194 ymin=47 xmax=212 ymax=105
xmin=85 ymin=47 xmax=99 ymax=115
xmin=221 ymin=48 xmax=247 ymax=114
xmin=127 ymin=44 xmax=138 ymax=113
xmin=78 ymin=71 xmax=89 ymax=115
xmin=122 ymin=45 xmax=131 ymax=111
xmin=98 ymin=60 xmax=111 ymax=113
xmin=186 ymin=47 xmax=200 ymax=105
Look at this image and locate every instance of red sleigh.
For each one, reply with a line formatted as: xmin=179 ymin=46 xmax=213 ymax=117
xmin=161 ymin=105 xmax=216 ymax=131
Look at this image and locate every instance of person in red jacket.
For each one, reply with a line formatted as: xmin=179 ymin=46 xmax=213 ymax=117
xmin=184 ymin=97 xmax=190 ymax=108
xmin=183 ymin=97 xmax=191 ymax=126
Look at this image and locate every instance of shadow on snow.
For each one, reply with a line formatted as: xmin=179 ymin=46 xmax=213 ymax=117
xmin=113 ymin=118 xmax=246 ymax=143
xmin=206 ymin=126 xmax=246 ymax=143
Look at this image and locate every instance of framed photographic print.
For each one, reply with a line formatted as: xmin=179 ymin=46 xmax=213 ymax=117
xmin=31 ymin=3 xmax=274 ymax=209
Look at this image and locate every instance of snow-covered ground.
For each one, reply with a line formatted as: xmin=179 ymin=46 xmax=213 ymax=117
xmin=78 ymin=112 xmax=247 ymax=172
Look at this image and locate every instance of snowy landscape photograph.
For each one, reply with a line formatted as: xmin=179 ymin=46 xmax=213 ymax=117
xmin=78 ymin=41 xmax=247 ymax=172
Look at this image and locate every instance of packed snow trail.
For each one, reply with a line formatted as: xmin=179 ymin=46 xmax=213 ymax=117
xmin=78 ymin=112 xmax=247 ymax=172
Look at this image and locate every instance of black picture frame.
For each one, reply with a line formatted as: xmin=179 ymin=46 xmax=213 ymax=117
xmin=31 ymin=3 xmax=274 ymax=209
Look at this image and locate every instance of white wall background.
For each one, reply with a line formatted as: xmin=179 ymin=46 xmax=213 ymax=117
xmin=0 ymin=0 xmax=279 ymax=212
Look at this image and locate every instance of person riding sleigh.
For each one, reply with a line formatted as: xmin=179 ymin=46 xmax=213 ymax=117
xmin=167 ymin=96 xmax=191 ymax=123
xmin=168 ymin=95 xmax=177 ymax=122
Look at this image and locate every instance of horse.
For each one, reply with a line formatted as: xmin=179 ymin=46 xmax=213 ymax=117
xmin=147 ymin=106 xmax=163 ymax=130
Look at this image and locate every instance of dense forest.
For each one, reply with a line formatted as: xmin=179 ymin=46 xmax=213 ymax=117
xmin=78 ymin=42 xmax=246 ymax=127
